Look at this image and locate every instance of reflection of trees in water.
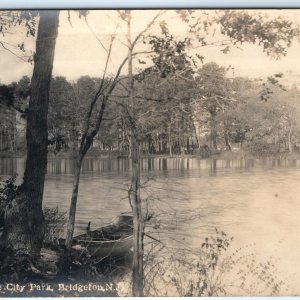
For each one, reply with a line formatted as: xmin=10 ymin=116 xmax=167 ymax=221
xmin=3 ymin=157 xmax=300 ymax=177
xmin=0 ymin=158 xmax=27 ymax=178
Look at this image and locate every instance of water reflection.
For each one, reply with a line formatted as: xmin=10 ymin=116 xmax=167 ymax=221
xmin=2 ymin=157 xmax=300 ymax=177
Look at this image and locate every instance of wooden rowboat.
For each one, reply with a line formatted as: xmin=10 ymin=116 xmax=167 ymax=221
xmin=61 ymin=213 xmax=133 ymax=259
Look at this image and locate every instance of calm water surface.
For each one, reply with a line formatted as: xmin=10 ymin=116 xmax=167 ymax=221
xmin=1 ymin=157 xmax=300 ymax=293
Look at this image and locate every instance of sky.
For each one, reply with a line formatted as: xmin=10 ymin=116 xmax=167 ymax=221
xmin=1 ymin=9 xmax=300 ymax=84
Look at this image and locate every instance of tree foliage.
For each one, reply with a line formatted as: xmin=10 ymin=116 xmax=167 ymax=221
xmin=219 ymin=10 xmax=298 ymax=58
xmin=0 ymin=11 xmax=38 ymax=62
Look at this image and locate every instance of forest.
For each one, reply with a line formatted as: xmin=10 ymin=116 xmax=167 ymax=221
xmin=0 ymin=9 xmax=299 ymax=297
xmin=2 ymin=66 xmax=300 ymax=158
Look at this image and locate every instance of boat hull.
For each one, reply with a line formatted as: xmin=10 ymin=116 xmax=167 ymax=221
xmin=59 ymin=214 xmax=134 ymax=259
xmin=75 ymin=235 xmax=133 ymax=259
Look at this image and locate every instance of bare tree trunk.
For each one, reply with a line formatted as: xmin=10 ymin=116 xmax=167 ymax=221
xmin=224 ymin=131 xmax=232 ymax=151
xmin=10 ymin=127 xmax=14 ymax=152
xmin=65 ymin=155 xmax=83 ymax=249
xmin=64 ymin=31 xmax=130 ymax=247
xmin=128 ymin=133 xmax=132 ymax=157
xmin=13 ymin=125 xmax=16 ymax=152
xmin=159 ymin=136 xmax=163 ymax=153
xmin=64 ymin=34 xmax=122 ymax=247
xmin=70 ymin=121 xmax=78 ymax=152
xmin=127 ymin=13 xmax=144 ymax=296
xmin=2 ymin=11 xmax=59 ymax=256
xmin=168 ymin=125 xmax=172 ymax=157
xmin=129 ymin=128 xmax=144 ymax=296
xmin=0 ymin=130 xmax=2 ymax=151
xmin=211 ymin=114 xmax=218 ymax=151
xmin=192 ymin=121 xmax=199 ymax=149
xmin=65 ymin=91 xmax=110 ymax=249
xmin=288 ymin=127 xmax=293 ymax=153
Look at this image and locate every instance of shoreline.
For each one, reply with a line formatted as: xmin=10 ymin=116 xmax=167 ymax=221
xmin=2 ymin=150 xmax=300 ymax=160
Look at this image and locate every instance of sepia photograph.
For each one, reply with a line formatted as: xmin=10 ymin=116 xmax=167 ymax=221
xmin=0 ymin=8 xmax=300 ymax=297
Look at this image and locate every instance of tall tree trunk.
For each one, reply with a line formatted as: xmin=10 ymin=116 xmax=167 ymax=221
xmin=2 ymin=11 xmax=59 ymax=256
xmin=65 ymin=155 xmax=83 ymax=249
xmin=224 ymin=130 xmax=232 ymax=151
xmin=192 ymin=121 xmax=199 ymax=149
xmin=127 ymin=131 xmax=132 ymax=157
xmin=288 ymin=127 xmax=293 ymax=153
xmin=70 ymin=121 xmax=78 ymax=152
xmin=130 ymin=128 xmax=144 ymax=296
xmin=159 ymin=136 xmax=163 ymax=153
xmin=13 ymin=125 xmax=16 ymax=152
xmin=127 ymin=13 xmax=144 ymax=297
xmin=147 ymin=135 xmax=151 ymax=154
xmin=211 ymin=113 xmax=218 ymax=151
xmin=0 ymin=130 xmax=2 ymax=151
xmin=168 ymin=120 xmax=173 ymax=157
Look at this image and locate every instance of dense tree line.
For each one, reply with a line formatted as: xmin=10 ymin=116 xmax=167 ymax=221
xmin=1 ymin=65 xmax=299 ymax=157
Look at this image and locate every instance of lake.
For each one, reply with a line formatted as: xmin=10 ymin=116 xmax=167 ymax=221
xmin=1 ymin=156 xmax=300 ymax=294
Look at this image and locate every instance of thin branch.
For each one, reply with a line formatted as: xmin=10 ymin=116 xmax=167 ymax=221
xmin=100 ymin=35 xmax=115 ymax=88
xmin=67 ymin=10 xmax=73 ymax=27
xmin=84 ymin=95 xmax=109 ymax=152
xmin=131 ymin=10 xmax=166 ymax=48
xmin=144 ymin=232 xmax=162 ymax=243
xmin=81 ymin=47 xmax=128 ymax=153
xmin=111 ymin=93 xmax=163 ymax=102
xmin=132 ymin=50 xmax=154 ymax=56
xmin=102 ymin=115 xmax=119 ymax=121
xmin=111 ymin=94 xmax=129 ymax=99
xmin=0 ymin=41 xmax=29 ymax=62
xmin=85 ymin=17 xmax=108 ymax=53
xmin=192 ymin=38 xmax=233 ymax=49
xmin=0 ymin=40 xmax=20 ymax=49
xmin=138 ymin=95 xmax=164 ymax=102
xmin=115 ymin=77 xmax=130 ymax=92
xmin=79 ymin=34 xmax=117 ymax=150
xmin=116 ymin=37 xmax=130 ymax=49
xmin=105 ymin=54 xmax=129 ymax=95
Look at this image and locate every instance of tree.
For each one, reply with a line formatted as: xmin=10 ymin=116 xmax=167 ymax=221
xmin=0 ymin=76 xmax=30 ymax=113
xmin=48 ymin=76 xmax=77 ymax=152
xmin=2 ymin=10 xmax=60 ymax=256
xmin=218 ymin=10 xmax=297 ymax=59
xmin=133 ymin=72 xmax=197 ymax=156
xmin=64 ymin=38 xmax=128 ymax=249
xmin=194 ymin=62 xmax=234 ymax=150
xmin=124 ymin=11 xmax=144 ymax=296
xmin=215 ymin=77 xmax=257 ymax=149
xmin=121 ymin=12 xmax=199 ymax=295
xmin=63 ymin=13 xmax=168 ymax=281
xmin=0 ymin=76 xmax=31 ymax=152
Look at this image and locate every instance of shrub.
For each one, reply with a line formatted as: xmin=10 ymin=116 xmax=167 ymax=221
xmin=244 ymin=141 xmax=283 ymax=157
xmin=0 ymin=245 xmax=37 ymax=282
xmin=43 ymin=207 xmax=67 ymax=246
xmin=0 ymin=174 xmax=20 ymax=228
xmin=143 ymin=229 xmax=289 ymax=296
xmin=143 ymin=229 xmax=233 ymax=296
xmin=194 ymin=145 xmax=211 ymax=158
